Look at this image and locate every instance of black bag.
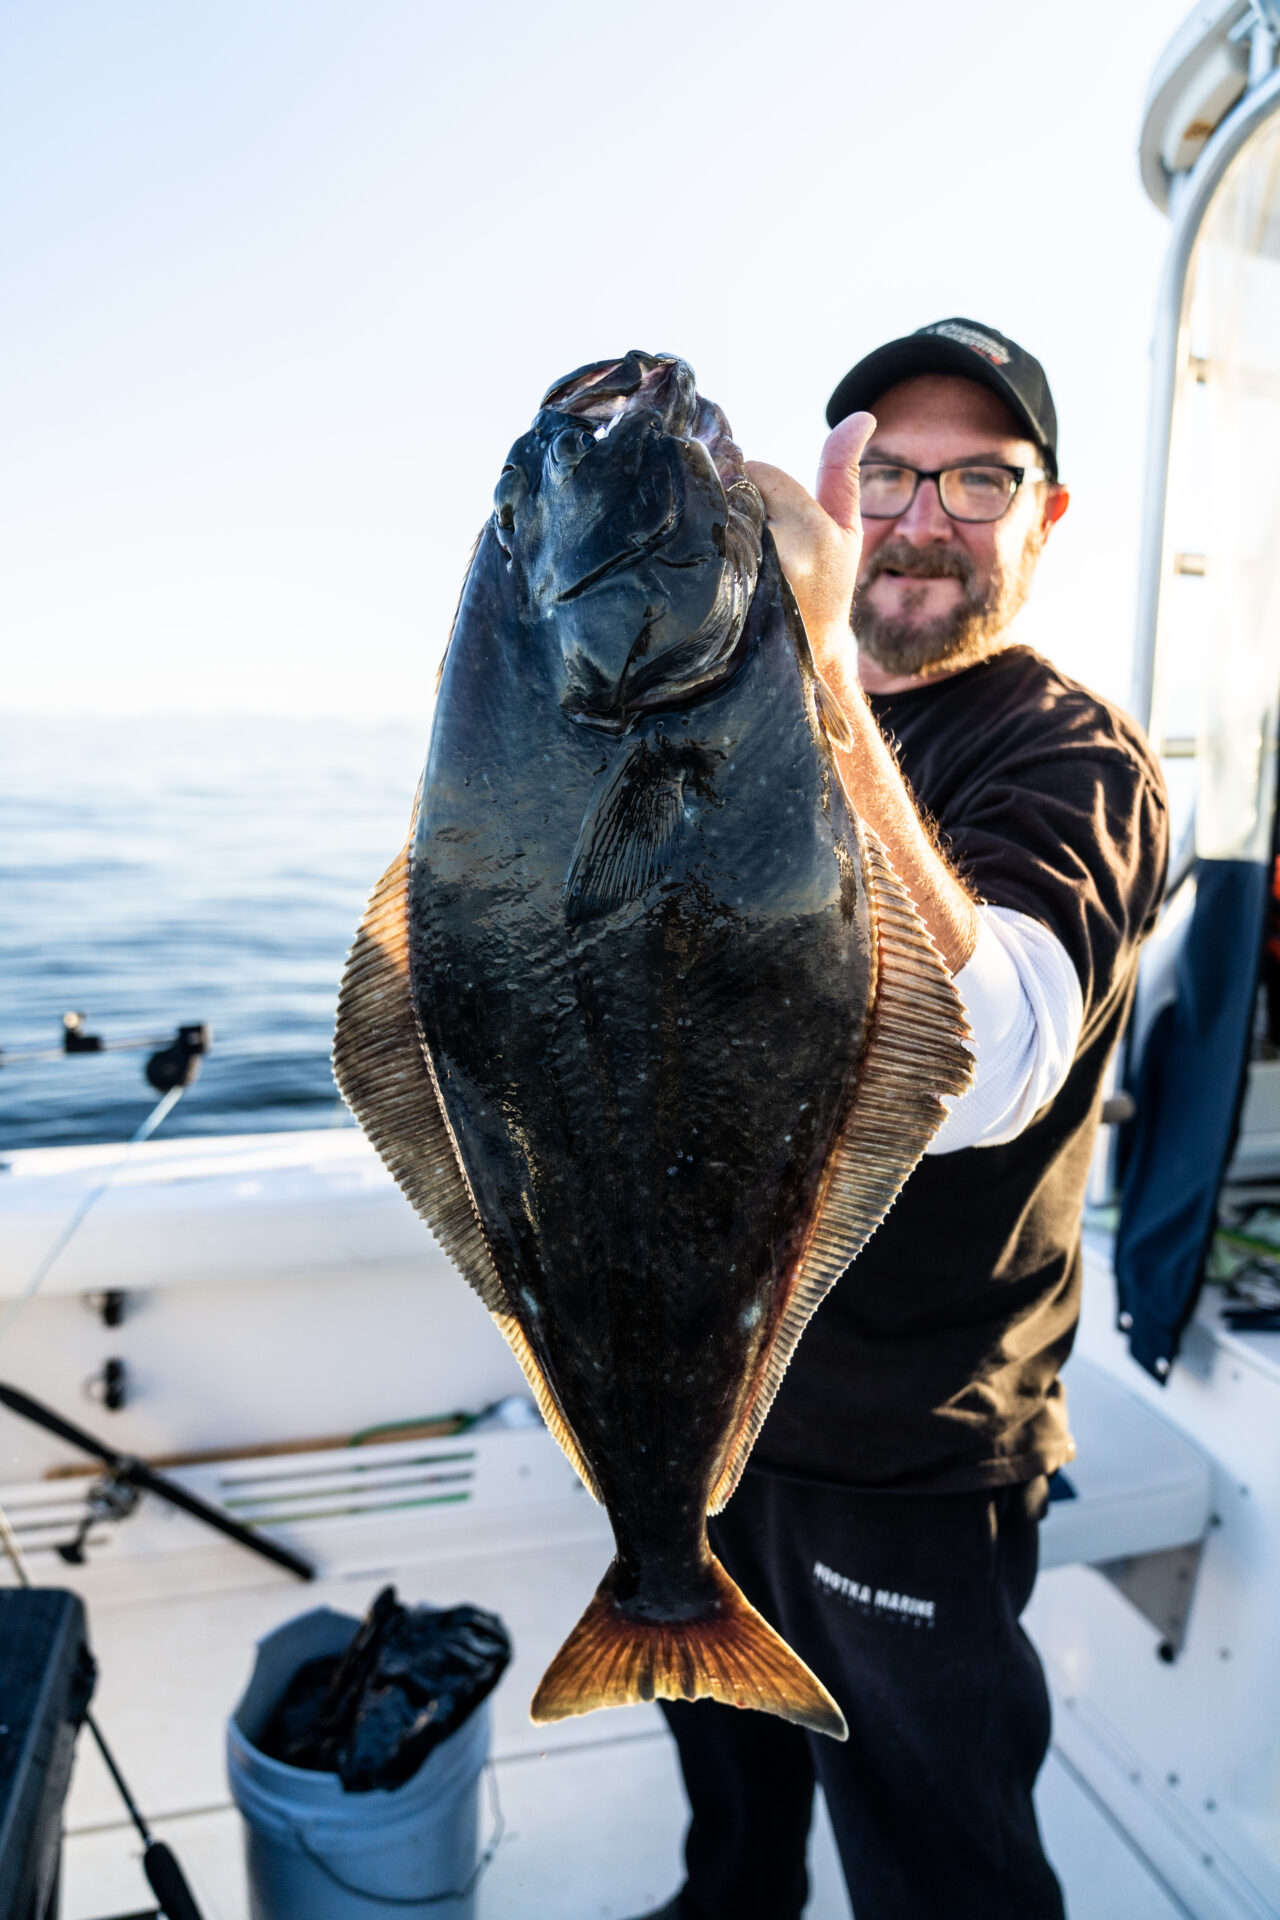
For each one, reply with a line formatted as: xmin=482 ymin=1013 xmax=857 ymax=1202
xmin=259 ymin=1585 xmax=510 ymax=1792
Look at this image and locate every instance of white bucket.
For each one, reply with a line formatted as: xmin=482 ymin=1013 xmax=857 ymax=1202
xmin=226 ymin=1606 xmax=491 ymax=1920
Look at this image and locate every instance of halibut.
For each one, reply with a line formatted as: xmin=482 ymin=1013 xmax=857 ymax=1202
xmin=333 ymin=353 xmax=972 ymax=1739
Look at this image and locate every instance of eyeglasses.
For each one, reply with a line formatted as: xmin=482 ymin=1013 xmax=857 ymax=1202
xmin=860 ymin=461 xmax=1047 ymax=524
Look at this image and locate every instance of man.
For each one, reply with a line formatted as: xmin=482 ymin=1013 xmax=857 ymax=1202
xmin=632 ymin=320 xmax=1168 ymax=1919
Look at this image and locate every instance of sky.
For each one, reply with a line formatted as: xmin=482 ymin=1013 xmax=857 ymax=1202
xmin=0 ymin=0 xmax=1192 ymax=729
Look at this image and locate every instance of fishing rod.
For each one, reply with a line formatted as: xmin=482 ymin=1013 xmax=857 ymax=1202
xmin=0 ymin=1382 xmax=315 ymax=1583
xmin=0 ymin=1014 xmax=212 ymax=1345
xmin=0 ymin=1500 xmax=205 ymax=1920
xmin=84 ymin=1714 xmax=206 ymax=1920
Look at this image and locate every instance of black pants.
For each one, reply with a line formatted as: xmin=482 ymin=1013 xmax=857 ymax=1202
xmin=661 ymin=1470 xmax=1065 ymax=1920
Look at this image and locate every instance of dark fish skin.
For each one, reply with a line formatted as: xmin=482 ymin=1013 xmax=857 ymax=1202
xmin=412 ymin=529 xmax=871 ymax=1604
xmin=334 ymin=353 xmax=971 ymax=1736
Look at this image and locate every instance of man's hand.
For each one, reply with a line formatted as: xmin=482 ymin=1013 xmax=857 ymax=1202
xmin=746 ymin=411 xmax=876 ymax=700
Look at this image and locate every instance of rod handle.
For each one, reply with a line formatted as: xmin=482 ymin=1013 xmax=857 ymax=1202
xmin=145 ymin=1840 xmax=206 ymax=1920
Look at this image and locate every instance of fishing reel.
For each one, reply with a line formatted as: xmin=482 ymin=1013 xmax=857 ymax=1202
xmin=143 ymin=1024 xmax=211 ymax=1093
xmin=56 ymin=1467 xmax=141 ymax=1566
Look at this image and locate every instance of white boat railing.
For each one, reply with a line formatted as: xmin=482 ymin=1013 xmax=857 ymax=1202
xmin=1131 ymin=27 xmax=1280 ymax=734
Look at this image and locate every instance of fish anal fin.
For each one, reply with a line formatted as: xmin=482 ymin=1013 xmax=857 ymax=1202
xmin=530 ymin=1553 xmax=846 ymax=1740
xmin=707 ymin=827 xmax=974 ymax=1514
xmin=333 ymin=826 xmax=602 ymax=1502
xmin=565 ymin=739 xmax=687 ymax=924
xmin=493 ymin=1311 xmax=602 ymax=1501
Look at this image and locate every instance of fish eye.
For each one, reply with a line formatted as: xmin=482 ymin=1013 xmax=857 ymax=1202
xmin=493 ymin=463 xmax=525 ymax=540
xmin=549 ymin=427 xmax=594 ymax=472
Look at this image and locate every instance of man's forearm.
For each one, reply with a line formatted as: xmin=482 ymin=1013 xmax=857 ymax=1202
xmin=741 ymin=438 xmax=978 ymax=974
xmin=815 ymin=633 xmax=979 ymax=975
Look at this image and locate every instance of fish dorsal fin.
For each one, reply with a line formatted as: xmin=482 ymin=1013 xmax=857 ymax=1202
xmin=332 ymin=828 xmax=602 ymax=1501
xmin=564 ymin=738 xmax=688 ymax=923
xmin=707 ymin=828 xmax=974 ymax=1515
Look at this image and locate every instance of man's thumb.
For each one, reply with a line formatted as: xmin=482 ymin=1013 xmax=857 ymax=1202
xmin=816 ymin=411 xmax=877 ymax=532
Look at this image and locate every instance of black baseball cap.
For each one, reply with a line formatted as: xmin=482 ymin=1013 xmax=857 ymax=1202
xmin=826 ymin=318 xmax=1059 ymax=479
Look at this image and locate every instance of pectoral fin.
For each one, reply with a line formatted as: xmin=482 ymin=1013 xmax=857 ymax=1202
xmin=565 ymin=738 xmax=688 ymax=923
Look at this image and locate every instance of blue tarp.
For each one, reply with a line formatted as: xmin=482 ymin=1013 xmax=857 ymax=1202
xmin=1115 ymin=857 xmax=1269 ymax=1381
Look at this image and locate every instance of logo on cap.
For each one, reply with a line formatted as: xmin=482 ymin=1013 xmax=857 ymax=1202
xmin=926 ymin=321 xmax=1011 ymax=368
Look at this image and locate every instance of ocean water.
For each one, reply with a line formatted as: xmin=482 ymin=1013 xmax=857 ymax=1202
xmin=0 ymin=715 xmax=427 ymax=1150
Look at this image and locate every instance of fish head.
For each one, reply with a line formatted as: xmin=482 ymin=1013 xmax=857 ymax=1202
xmin=492 ymin=351 xmax=764 ymax=733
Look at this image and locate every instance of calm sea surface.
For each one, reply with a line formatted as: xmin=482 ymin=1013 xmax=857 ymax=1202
xmin=0 ymin=715 xmax=427 ymax=1150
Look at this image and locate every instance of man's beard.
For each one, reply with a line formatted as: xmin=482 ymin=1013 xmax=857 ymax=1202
xmin=852 ymin=532 xmax=1043 ymax=678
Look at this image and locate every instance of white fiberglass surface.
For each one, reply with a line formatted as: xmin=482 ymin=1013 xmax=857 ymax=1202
xmin=50 ymin=1534 xmax=1189 ymax=1920
xmin=59 ymin=1750 xmax=1188 ymax=1920
xmin=1156 ymin=109 xmax=1280 ymax=862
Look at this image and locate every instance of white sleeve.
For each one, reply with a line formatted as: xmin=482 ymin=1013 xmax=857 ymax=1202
xmin=924 ymin=904 xmax=1084 ymax=1156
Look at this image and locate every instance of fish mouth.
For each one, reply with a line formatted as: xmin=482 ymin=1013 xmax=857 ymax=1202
xmin=543 ymin=351 xmax=698 ymax=440
xmin=544 ymin=351 xmax=755 ymax=509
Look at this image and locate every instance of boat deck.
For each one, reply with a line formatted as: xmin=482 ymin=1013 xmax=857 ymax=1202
xmin=49 ymin=1494 xmax=1193 ymax=1919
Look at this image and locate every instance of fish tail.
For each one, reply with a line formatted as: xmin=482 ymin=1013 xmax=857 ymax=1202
xmin=529 ymin=1554 xmax=847 ymax=1740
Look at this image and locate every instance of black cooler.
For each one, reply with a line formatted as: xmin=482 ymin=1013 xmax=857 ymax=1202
xmin=0 ymin=1589 xmax=95 ymax=1920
